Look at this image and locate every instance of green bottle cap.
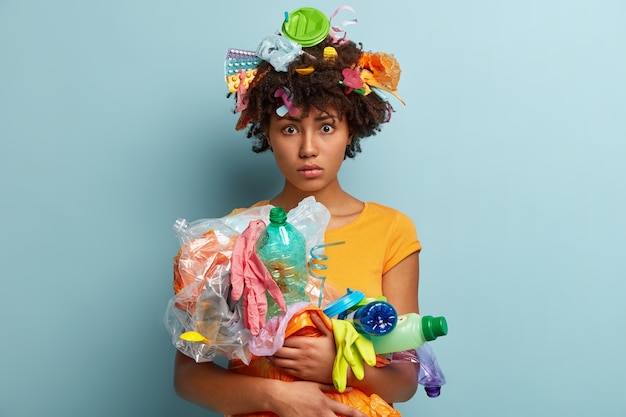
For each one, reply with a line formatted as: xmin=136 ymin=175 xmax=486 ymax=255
xmin=282 ymin=7 xmax=330 ymax=47
xmin=269 ymin=207 xmax=287 ymax=224
xmin=421 ymin=315 xmax=448 ymax=341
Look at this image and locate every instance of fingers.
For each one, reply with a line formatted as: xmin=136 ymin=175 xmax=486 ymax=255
xmin=309 ymin=310 xmax=333 ymax=335
xmin=318 ymin=383 xmax=349 ymax=394
xmin=317 ymin=385 xmax=369 ymax=417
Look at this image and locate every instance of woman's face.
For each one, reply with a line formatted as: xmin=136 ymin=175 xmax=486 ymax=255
xmin=266 ymin=106 xmax=351 ymax=194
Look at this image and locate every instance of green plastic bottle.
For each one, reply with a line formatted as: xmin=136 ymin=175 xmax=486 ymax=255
xmin=370 ymin=313 xmax=448 ymax=354
xmin=255 ymin=207 xmax=310 ymax=318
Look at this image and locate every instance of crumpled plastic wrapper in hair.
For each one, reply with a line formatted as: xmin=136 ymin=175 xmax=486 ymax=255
xmin=357 ymin=52 xmax=402 ymax=91
xmin=256 ymin=34 xmax=302 ymax=72
xmin=164 ymin=197 xmax=330 ymax=364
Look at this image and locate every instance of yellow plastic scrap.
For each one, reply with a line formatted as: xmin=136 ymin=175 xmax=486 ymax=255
xmin=323 ymin=46 xmax=338 ymax=61
xmin=180 ymin=331 xmax=210 ymax=344
xmin=359 ymin=69 xmax=406 ymax=105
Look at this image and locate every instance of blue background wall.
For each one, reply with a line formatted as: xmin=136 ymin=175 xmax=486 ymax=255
xmin=1 ymin=1 xmax=625 ymax=416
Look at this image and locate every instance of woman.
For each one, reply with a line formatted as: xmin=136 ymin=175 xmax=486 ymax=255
xmin=174 ymin=7 xmax=421 ymax=416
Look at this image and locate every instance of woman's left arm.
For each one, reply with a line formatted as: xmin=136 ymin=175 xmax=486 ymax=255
xmin=381 ymin=251 xmax=420 ymax=315
xmin=346 ymin=251 xmax=420 ymax=403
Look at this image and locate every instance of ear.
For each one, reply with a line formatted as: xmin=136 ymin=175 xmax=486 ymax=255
xmin=264 ymin=132 xmax=273 ymax=150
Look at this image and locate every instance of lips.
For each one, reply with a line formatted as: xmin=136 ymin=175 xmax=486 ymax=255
xmin=298 ymin=164 xmax=323 ymax=178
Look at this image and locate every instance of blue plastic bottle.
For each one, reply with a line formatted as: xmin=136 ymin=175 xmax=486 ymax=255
xmin=255 ymin=207 xmax=310 ymax=318
xmin=347 ymin=300 xmax=398 ymax=336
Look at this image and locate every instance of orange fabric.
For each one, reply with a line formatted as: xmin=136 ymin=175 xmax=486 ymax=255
xmin=323 ymin=202 xmax=420 ymax=297
xmin=227 ymin=308 xmax=400 ymax=417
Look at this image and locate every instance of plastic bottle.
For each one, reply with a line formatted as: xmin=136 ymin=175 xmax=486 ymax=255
xmin=344 ymin=300 xmax=398 ymax=336
xmin=255 ymin=207 xmax=310 ymax=318
xmin=416 ymin=343 xmax=447 ymax=398
xmin=370 ymin=313 xmax=448 ymax=354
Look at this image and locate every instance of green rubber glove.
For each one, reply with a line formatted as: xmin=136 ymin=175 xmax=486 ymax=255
xmin=331 ymin=319 xmax=377 ymax=392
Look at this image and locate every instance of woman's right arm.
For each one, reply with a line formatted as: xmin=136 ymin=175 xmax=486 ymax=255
xmin=173 ymin=351 xmax=368 ymax=417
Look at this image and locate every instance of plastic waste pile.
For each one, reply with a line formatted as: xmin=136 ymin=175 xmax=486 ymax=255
xmin=164 ymin=197 xmax=448 ymax=417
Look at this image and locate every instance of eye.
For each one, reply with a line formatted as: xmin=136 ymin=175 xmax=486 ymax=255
xmin=281 ymin=125 xmax=298 ymax=135
xmin=320 ymin=124 xmax=335 ymax=134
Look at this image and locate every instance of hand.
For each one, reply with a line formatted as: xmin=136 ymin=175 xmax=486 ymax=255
xmin=272 ymin=380 xmax=369 ymax=417
xmin=270 ymin=311 xmax=336 ymax=384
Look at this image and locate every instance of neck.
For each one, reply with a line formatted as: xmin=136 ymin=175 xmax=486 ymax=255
xmin=270 ymin=181 xmax=345 ymax=212
xmin=270 ymin=183 xmax=364 ymax=230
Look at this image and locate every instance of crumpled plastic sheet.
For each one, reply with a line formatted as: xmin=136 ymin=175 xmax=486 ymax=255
xmin=164 ymin=197 xmax=331 ymax=364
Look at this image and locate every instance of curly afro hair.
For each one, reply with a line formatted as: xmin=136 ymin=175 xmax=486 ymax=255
xmin=236 ymin=36 xmax=395 ymax=159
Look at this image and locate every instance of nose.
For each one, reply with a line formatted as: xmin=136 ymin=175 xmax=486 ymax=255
xmin=299 ymin=131 xmax=319 ymax=158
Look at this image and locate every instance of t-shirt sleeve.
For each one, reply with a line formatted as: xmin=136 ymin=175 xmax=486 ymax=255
xmin=382 ymin=210 xmax=421 ymax=274
xmin=224 ymin=200 xmax=270 ymax=217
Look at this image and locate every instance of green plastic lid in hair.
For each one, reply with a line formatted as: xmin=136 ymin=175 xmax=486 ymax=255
xmin=282 ymin=7 xmax=331 ymax=47
xmin=421 ymin=315 xmax=448 ymax=341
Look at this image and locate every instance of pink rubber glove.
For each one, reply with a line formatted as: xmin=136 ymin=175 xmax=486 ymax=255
xmin=230 ymin=219 xmax=287 ymax=335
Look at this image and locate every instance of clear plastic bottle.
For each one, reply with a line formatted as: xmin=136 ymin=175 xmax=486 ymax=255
xmin=255 ymin=207 xmax=310 ymax=318
xmin=415 ymin=343 xmax=447 ymax=398
xmin=370 ymin=313 xmax=448 ymax=354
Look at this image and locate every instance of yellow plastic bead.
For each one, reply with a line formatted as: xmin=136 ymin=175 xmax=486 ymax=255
xmin=323 ymin=47 xmax=338 ymax=61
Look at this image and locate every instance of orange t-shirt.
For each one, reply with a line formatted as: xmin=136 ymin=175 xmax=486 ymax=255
xmin=229 ymin=200 xmax=421 ymax=298
xmin=322 ymin=202 xmax=421 ymax=297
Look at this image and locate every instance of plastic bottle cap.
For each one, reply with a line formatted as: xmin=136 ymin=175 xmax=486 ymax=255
xmin=424 ymin=386 xmax=442 ymax=398
xmin=353 ymin=301 xmax=397 ymax=335
xmin=421 ymin=316 xmax=448 ymax=341
xmin=282 ymin=7 xmax=331 ymax=47
xmin=269 ymin=206 xmax=287 ymax=224
xmin=323 ymin=288 xmax=366 ymax=318
xmin=172 ymin=218 xmax=188 ymax=234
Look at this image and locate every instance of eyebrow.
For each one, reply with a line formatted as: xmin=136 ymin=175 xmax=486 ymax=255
xmin=282 ymin=114 xmax=337 ymax=123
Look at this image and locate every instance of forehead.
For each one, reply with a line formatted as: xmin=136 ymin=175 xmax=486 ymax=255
xmin=270 ymin=106 xmax=341 ymax=122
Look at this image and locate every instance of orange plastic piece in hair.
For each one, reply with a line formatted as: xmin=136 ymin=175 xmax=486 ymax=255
xmin=358 ymin=52 xmax=401 ymax=90
xmin=295 ymin=66 xmax=315 ymax=75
